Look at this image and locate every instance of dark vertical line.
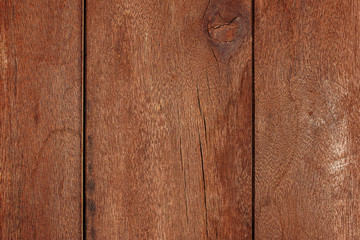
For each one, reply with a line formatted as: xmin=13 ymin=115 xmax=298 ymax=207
xmin=198 ymin=133 xmax=208 ymax=239
xmin=251 ymin=0 xmax=255 ymax=239
xmin=82 ymin=0 xmax=87 ymax=239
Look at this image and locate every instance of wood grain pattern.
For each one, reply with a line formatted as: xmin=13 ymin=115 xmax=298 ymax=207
xmin=255 ymin=0 xmax=360 ymax=239
xmin=85 ymin=0 xmax=252 ymax=239
xmin=0 ymin=1 xmax=82 ymax=239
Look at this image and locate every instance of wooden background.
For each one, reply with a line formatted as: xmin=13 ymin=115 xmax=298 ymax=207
xmin=1 ymin=0 xmax=359 ymax=239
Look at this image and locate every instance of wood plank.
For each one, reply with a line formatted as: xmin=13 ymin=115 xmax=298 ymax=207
xmin=0 ymin=1 xmax=83 ymax=238
xmin=255 ymin=0 xmax=360 ymax=238
xmin=86 ymin=0 xmax=252 ymax=238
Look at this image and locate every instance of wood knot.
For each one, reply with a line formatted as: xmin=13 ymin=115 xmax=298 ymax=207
xmin=207 ymin=14 xmax=242 ymax=43
xmin=203 ymin=1 xmax=250 ymax=62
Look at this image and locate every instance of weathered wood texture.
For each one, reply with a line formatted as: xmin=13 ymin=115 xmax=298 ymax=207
xmin=86 ymin=0 xmax=252 ymax=239
xmin=255 ymin=0 xmax=360 ymax=239
xmin=0 ymin=1 xmax=82 ymax=239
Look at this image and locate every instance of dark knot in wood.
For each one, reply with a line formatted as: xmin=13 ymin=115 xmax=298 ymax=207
xmin=207 ymin=14 xmax=242 ymax=43
xmin=203 ymin=1 xmax=250 ymax=62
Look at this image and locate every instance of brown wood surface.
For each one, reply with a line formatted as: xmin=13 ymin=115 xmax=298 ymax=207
xmin=0 ymin=1 xmax=83 ymax=239
xmin=5 ymin=0 xmax=359 ymax=238
xmin=255 ymin=0 xmax=360 ymax=239
xmin=85 ymin=0 xmax=252 ymax=239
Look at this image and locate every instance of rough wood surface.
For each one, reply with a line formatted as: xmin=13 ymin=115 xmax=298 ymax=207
xmin=255 ymin=0 xmax=360 ymax=239
xmin=85 ymin=0 xmax=252 ymax=239
xmin=0 ymin=1 xmax=83 ymax=239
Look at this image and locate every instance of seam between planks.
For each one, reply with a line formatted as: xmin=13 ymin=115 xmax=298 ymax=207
xmin=251 ymin=0 xmax=255 ymax=239
xmin=82 ymin=0 xmax=87 ymax=239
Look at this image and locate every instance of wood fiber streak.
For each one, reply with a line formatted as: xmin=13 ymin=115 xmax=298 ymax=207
xmin=255 ymin=0 xmax=360 ymax=239
xmin=86 ymin=0 xmax=252 ymax=239
xmin=0 ymin=1 xmax=82 ymax=239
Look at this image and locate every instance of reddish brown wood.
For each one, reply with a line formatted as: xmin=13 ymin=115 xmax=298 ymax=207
xmin=86 ymin=0 xmax=252 ymax=238
xmin=0 ymin=1 xmax=83 ymax=239
xmin=255 ymin=0 xmax=360 ymax=239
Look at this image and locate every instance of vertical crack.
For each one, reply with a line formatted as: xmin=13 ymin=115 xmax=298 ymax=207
xmin=203 ymin=116 xmax=207 ymax=144
xmin=199 ymin=132 xmax=208 ymax=239
xmin=210 ymin=47 xmax=221 ymax=80
xmin=180 ymin=138 xmax=189 ymax=223
xmin=197 ymin=85 xmax=207 ymax=144
xmin=197 ymin=84 xmax=202 ymax=115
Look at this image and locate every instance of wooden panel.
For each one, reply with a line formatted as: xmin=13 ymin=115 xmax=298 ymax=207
xmin=86 ymin=0 xmax=252 ymax=239
xmin=0 ymin=1 xmax=82 ymax=239
xmin=255 ymin=0 xmax=360 ymax=239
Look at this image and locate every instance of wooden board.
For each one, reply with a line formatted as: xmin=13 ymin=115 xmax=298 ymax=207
xmin=0 ymin=1 xmax=83 ymax=239
xmin=255 ymin=0 xmax=360 ymax=239
xmin=85 ymin=0 xmax=252 ymax=238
